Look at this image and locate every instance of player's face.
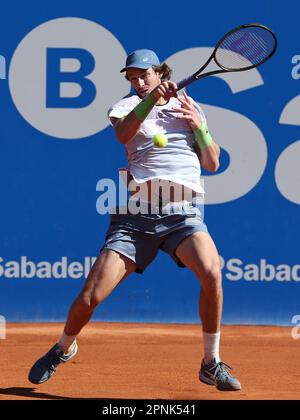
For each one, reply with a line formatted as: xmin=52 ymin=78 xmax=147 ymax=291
xmin=127 ymin=67 xmax=162 ymax=98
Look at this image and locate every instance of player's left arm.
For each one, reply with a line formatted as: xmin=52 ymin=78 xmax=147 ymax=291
xmin=194 ymin=140 xmax=220 ymax=173
xmin=172 ymin=91 xmax=220 ymax=173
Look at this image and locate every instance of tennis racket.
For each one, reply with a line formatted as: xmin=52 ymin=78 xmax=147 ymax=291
xmin=176 ymin=23 xmax=278 ymax=91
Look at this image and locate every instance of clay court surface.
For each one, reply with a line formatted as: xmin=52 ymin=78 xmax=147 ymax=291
xmin=0 ymin=323 xmax=299 ymax=400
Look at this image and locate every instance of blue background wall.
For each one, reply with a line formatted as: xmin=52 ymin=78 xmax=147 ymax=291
xmin=0 ymin=0 xmax=299 ymax=325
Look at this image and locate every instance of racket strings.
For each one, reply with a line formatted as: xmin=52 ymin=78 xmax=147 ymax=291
xmin=215 ymin=27 xmax=276 ymax=70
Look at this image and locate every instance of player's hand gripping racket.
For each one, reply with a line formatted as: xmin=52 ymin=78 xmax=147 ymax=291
xmin=176 ymin=23 xmax=278 ymax=91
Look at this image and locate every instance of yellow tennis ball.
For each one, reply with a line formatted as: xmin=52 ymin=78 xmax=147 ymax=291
xmin=153 ymin=133 xmax=168 ymax=148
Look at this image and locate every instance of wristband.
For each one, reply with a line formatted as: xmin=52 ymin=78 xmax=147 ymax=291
xmin=194 ymin=123 xmax=213 ymax=149
xmin=134 ymin=93 xmax=156 ymax=122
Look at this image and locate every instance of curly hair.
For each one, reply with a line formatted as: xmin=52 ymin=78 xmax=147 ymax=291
xmin=152 ymin=63 xmax=172 ymax=81
xmin=125 ymin=63 xmax=173 ymax=81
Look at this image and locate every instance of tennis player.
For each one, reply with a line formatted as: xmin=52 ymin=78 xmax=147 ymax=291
xmin=28 ymin=49 xmax=241 ymax=392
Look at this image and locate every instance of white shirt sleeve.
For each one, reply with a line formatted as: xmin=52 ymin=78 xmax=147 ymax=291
xmin=107 ymin=94 xmax=140 ymax=125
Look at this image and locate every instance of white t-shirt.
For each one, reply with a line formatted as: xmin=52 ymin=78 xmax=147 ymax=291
xmin=108 ymin=93 xmax=206 ymax=194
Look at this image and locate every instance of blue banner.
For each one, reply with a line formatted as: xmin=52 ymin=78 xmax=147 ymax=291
xmin=0 ymin=0 xmax=299 ymax=325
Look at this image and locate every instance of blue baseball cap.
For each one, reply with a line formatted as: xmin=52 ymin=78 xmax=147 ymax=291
xmin=120 ymin=49 xmax=161 ymax=73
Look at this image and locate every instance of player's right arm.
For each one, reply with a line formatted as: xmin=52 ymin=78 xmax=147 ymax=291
xmin=110 ymin=110 xmax=146 ymax=144
xmin=111 ymin=81 xmax=177 ymax=145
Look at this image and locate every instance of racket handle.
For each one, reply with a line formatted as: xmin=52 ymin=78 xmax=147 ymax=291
xmin=176 ymin=75 xmax=196 ymax=91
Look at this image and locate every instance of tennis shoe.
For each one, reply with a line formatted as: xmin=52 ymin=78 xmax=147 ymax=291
xmin=28 ymin=342 xmax=78 ymax=384
xmin=199 ymin=358 xmax=241 ymax=391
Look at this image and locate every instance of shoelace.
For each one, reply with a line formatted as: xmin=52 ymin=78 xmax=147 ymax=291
xmin=211 ymin=362 xmax=234 ymax=381
xmin=39 ymin=350 xmax=64 ymax=372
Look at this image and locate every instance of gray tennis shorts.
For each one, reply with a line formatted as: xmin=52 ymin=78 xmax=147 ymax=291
xmin=101 ymin=203 xmax=208 ymax=274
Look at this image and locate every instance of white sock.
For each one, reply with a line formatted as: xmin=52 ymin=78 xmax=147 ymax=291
xmin=59 ymin=332 xmax=77 ymax=354
xmin=203 ymin=332 xmax=221 ymax=364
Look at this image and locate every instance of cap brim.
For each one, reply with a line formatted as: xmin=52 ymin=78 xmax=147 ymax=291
xmin=120 ymin=63 xmax=154 ymax=73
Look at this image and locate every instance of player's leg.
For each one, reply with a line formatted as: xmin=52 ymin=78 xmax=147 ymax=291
xmin=28 ymin=250 xmax=136 ymax=385
xmin=63 ymin=249 xmax=136 ymax=338
xmin=175 ymin=231 xmax=222 ymax=335
xmin=175 ymin=231 xmax=241 ymax=391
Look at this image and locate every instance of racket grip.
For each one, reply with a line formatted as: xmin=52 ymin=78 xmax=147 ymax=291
xmin=176 ymin=75 xmax=196 ymax=91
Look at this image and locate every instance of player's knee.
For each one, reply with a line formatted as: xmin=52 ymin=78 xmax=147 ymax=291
xmin=75 ymin=295 xmax=95 ymax=315
xmin=90 ymin=285 xmax=113 ymax=309
xmin=89 ymin=287 xmax=109 ymax=309
xmin=77 ymin=285 xmax=103 ymax=310
xmin=201 ymin=266 xmax=222 ymax=295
